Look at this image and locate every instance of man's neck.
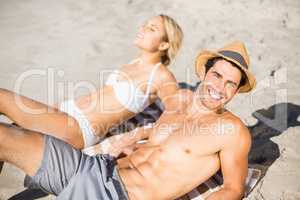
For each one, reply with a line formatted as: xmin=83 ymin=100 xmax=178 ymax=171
xmin=185 ymin=95 xmax=225 ymax=119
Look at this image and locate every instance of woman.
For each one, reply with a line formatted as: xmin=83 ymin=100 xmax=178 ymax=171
xmin=0 ymin=14 xmax=183 ymax=149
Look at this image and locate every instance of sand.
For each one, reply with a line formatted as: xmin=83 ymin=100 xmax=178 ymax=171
xmin=0 ymin=0 xmax=299 ymax=199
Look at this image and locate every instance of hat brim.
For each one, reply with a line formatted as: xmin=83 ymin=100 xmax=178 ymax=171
xmin=195 ymin=50 xmax=256 ymax=93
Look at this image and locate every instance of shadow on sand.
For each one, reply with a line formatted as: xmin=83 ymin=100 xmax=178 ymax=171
xmin=248 ymin=102 xmax=300 ymax=176
xmin=7 ymin=82 xmax=300 ymax=199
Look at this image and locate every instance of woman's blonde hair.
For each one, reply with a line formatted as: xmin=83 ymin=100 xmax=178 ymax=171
xmin=159 ymin=14 xmax=183 ymax=66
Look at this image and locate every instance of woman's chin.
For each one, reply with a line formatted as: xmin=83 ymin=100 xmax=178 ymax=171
xmin=133 ymin=38 xmax=143 ymax=46
xmin=133 ymin=43 xmax=149 ymax=52
xmin=134 ymin=43 xmax=143 ymax=50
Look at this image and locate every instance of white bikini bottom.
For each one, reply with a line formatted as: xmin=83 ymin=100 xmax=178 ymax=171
xmin=59 ymin=100 xmax=102 ymax=148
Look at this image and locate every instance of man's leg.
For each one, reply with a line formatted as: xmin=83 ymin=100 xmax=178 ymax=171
xmin=0 ymin=122 xmax=44 ymax=176
xmin=0 ymin=122 xmax=129 ymax=199
xmin=0 ymin=122 xmax=87 ymax=197
xmin=0 ymin=161 xmax=3 ymax=173
xmin=0 ymin=88 xmax=84 ymax=149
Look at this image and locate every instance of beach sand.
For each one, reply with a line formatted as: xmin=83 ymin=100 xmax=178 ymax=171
xmin=0 ymin=0 xmax=299 ymax=199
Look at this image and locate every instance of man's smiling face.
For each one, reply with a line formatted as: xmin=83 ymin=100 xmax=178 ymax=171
xmin=195 ymin=59 xmax=243 ymax=111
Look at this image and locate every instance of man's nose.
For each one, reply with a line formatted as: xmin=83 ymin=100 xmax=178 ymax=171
xmin=214 ymin=80 xmax=226 ymax=93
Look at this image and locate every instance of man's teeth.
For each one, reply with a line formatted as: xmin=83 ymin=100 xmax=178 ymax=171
xmin=209 ymin=89 xmax=222 ymax=100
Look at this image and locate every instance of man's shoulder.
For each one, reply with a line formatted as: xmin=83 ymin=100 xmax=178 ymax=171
xmin=222 ymin=111 xmax=244 ymax=126
xmin=220 ymin=111 xmax=251 ymax=146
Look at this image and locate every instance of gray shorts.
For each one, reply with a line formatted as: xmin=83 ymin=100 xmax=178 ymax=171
xmin=27 ymin=135 xmax=129 ymax=200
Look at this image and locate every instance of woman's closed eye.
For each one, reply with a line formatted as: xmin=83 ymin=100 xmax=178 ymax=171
xmin=145 ymin=22 xmax=158 ymax=32
xmin=146 ymin=26 xmax=156 ymax=32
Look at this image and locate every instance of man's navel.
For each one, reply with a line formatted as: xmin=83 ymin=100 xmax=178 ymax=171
xmin=184 ymin=149 xmax=191 ymax=154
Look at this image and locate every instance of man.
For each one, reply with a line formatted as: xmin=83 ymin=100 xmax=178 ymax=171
xmin=0 ymin=161 xmax=3 ymax=173
xmin=0 ymin=41 xmax=256 ymax=200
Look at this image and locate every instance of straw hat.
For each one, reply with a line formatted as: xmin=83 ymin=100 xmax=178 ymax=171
xmin=195 ymin=41 xmax=256 ymax=93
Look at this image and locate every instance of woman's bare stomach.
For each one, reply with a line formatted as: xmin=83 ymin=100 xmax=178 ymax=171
xmin=74 ymin=86 xmax=135 ymax=137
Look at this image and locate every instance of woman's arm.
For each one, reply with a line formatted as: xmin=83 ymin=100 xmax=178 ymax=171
xmin=155 ymin=69 xmax=179 ymax=110
xmin=82 ymin=125 xmax=153 ymax=157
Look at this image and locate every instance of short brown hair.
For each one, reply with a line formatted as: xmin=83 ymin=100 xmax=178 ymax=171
xmin=205 ymin=57 xmax=246 ymax=88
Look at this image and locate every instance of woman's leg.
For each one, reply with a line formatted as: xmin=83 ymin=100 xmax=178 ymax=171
xmin=0 ymin=88 xmax=84 ymax=149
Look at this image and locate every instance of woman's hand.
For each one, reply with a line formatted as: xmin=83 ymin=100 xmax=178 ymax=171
xmin=82 ymin=126 xmax=152 ymax=157
xmin=82 ymin=132 xmax=138 ymax=157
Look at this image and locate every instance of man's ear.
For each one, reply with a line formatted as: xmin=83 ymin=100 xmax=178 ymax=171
xmin=159 ymin=42 xmax=170 ymax=51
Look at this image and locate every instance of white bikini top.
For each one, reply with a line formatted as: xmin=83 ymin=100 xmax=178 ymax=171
xmin=105 ymin=60 xmax=161 ymax=113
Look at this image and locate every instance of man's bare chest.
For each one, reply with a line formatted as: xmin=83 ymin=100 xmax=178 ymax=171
xmin=148 ymin=111 xmax=231 ymax=145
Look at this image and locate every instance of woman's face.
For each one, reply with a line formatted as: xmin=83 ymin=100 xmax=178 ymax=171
xmin=134 ymin=16 xmax=167 ymax=52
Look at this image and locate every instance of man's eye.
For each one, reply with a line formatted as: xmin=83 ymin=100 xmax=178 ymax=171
xmin=213 ymin=73 xmax=220 ymax=78
xmin=227 ymin=83 xmax=237 ymax=89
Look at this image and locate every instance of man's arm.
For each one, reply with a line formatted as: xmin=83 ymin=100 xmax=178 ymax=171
xmin=206 ymin=122 xmax=251 ymax=200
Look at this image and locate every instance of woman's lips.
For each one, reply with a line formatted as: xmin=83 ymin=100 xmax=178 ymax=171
xmin=136 ymin=32 xmax=144 ymax=39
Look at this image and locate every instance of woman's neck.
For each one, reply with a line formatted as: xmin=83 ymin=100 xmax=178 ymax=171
xmin=137 ymin=51 xmax=161 ymax=66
